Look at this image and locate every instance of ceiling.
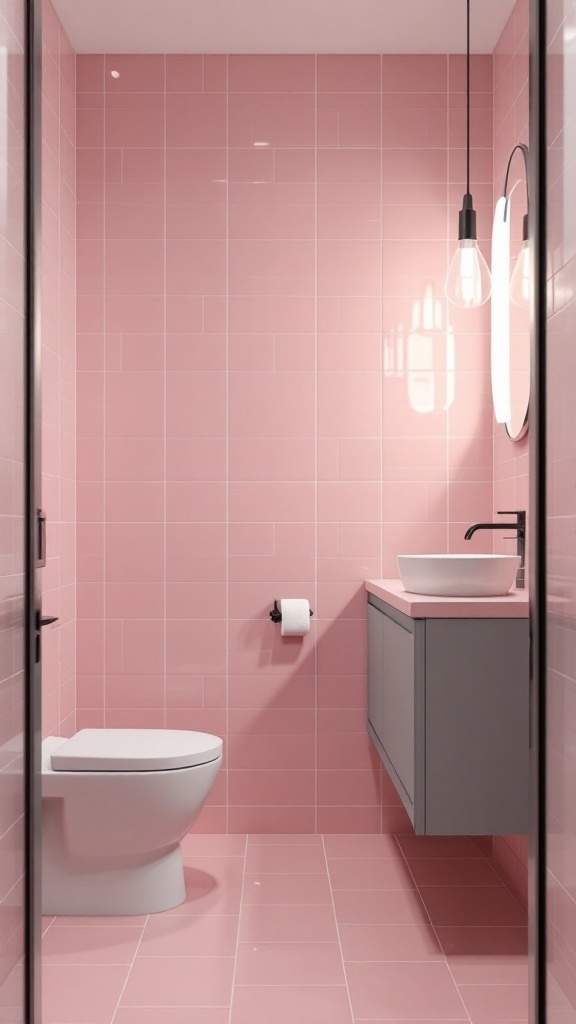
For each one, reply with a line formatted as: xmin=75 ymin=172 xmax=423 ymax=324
xmin=52 ymin=0 xmax=516 ymax=54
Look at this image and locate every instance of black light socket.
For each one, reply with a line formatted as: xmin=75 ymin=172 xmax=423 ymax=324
xmin=458 ymin=192 xmax=477 ymax=240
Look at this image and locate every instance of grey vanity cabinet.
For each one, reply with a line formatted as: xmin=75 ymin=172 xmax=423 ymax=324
xmin=367 ymin=593 xmax=529 ymax=835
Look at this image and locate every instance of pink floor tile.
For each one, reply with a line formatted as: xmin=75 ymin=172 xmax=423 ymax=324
xmin=139 ymin=914 xmax=239 ymax=957
xmin=339 ymin=922 xmax=443 ymax=962
xmin=183 ymin=857 xmax=245 ymax=888
xmin=346 ymin=961 xmax=467 ymax=1020
xmin=50 ymin=915 xmax=148 ymax=926
xmin=245 ymin=843 xmax=327 ymax=874
xmin=398 ymin=836 xmax=485 ymax=859
xmin=437 ymin=926 xmax=528 ymax=985
xmin=181 ymin=833 xmax=247 ymax=857
xmin=120 ymin=955 xmax=235 ymax=1007
xmin=43 ymin=965 xmax=129 ymax=1024
xmin=247 ymin=833 xmax=323 ymax=845
xmin=230 ymin=984 xmax=353 ymax=1024
xmin=235 ymin=941 xmax=345 ymax=985
xmin=333 ymin=888 xmax=428 ymax=925
xmin=328 ymin=856 xmax=416 ymax=890
xmin=458 ymin=983 xmax=529 ymax=1021
xmin=238 ymin=902 xmax=338 ymax=942
xmin=419 ymin=886 xmax=527 ymax=927
xmin=42 ymin=925 xmax=143 ymax=965
xmin=41 ymin=834 xmax=528 ymax=1024
xmin=114 ymin=1011 xmax=230 ymax=1024
xmin=408 ymin=857 xmax=503 ymax=887
xmin=322 ymin=833 xmax=400 ymax=858
xmin=243 ymin=871 xmax=332 ymax=905
xmin=167 ymin=886 xmax=243 ymax=917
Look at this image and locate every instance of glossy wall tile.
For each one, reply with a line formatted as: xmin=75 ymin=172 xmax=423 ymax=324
xmin=75 ymin=52 xmax=499 ymax=834
xmin=41 ymin=0 xmax=77 ymax=738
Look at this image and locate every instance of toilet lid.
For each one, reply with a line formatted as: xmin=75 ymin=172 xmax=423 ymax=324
xmin=50 ymin=729 xmax=223 ymax=772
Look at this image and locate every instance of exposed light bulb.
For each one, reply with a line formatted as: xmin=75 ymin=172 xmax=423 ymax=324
xmin=445 ymin=1 xmax=492 ymax=312
xmin=510 ymin=239 xmax=530 ymax=307
xmin=445 ymin=239 xmax=492 ymax=308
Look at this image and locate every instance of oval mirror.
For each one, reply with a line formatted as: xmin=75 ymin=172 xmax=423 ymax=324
xmin=491 ymin=144 xmax=530 ymax=442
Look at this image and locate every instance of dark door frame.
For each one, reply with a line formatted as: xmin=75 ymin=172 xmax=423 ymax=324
xmin=528 ymin=0 xmax=547 ymax=1022
xmin=25 ymin=0 xmax=42 ymax=1019
xmin=19 ymin=1 xmax=550 ymax=1021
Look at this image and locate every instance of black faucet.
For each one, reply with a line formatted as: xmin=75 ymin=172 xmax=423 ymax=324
xmin=464 ymin=511 xmax=526 ymax=589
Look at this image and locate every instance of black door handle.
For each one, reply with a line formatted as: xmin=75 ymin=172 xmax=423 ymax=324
xmin=35 ymin=613 xmax=59 ymax=663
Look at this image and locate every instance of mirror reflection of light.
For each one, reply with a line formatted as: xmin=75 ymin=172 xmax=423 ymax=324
xmin=407 ymin=333 xmax=435 ymax=414
xmin=385 ymin=285 xmax=455 ymax=413
xmin=510 ymin=241 xmax=530 ymax=307
xmin=446 ymin=325 xmax=455 ymax=410
xmin=412 ymin=285 xmax=443 ymax=332
xmin=491 ymin=195 xmax=512 ymax=423
xmin=384 ymin=324 xmax=404 ymax=378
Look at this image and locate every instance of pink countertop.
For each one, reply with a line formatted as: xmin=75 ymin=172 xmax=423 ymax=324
xmin=365 ymin=579 xmax=530 ymax=618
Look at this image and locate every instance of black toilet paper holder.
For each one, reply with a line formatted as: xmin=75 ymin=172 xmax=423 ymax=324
xmin=269 ymin=599 xmax=313 ymax=624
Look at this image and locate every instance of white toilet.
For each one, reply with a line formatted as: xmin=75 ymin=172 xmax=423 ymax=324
xmin=41 ymin=728 xmax=223 ymax=916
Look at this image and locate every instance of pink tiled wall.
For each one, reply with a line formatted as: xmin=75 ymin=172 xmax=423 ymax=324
xmin=41 ymin=0 xmax=76 ymax=737
xmin=0 ymin=0 xmax=27 ymax=994
xmin=489 ymin=0 xmax=529 ymax=907
xmin=75 ymin=52 xmax=504 ymax=834
xmin=381 ymin=55 xmax=494 ymax=572
xmin=75 ymin=53 xmax=394 ymax=833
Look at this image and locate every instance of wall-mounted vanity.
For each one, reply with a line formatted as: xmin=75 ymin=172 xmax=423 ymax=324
xmin=366 ymin=580 xmax=530 ymax=836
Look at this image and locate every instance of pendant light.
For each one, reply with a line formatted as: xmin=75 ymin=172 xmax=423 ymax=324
xmin=445 ymin=0 xmax=491 ymax=308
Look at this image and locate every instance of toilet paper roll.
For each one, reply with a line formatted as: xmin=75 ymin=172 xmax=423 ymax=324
xmin=280 ymin=598 xmax=311 ymax=637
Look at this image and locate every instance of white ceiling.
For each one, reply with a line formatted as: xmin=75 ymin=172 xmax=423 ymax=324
xmin=52 ymin=0 xmax=516 ymax=55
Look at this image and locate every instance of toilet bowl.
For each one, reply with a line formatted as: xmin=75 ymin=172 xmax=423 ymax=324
xmin=41 ymin=728 xmax=223 ymax=916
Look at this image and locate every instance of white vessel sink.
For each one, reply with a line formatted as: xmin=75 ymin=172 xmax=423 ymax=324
xmin=397 ymin=554 xmax=521 ymax=597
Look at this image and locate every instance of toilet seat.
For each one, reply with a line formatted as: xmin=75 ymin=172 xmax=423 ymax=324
xmin=50 ymin=728 xmax=223 ymax=772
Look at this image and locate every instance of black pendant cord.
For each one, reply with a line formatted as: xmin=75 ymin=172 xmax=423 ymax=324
xmin=457 ymin=0 xmax=476 ymax=241
xmin=466 ymin=0 xmax=470 ymax=195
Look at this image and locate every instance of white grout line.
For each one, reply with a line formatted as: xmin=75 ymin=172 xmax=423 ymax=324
xmin=109 ymin=913 xmax=149 ymax=1024
xmin=393 ymin=834 xmax=474 ymax=1024
xmin=227 ymin=831 xmax=248 ymax=1024
xmin=41 ymin=915 xmax=55 ymax=939
xmin=321 ymin=834 xmax=356 ymax=1024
